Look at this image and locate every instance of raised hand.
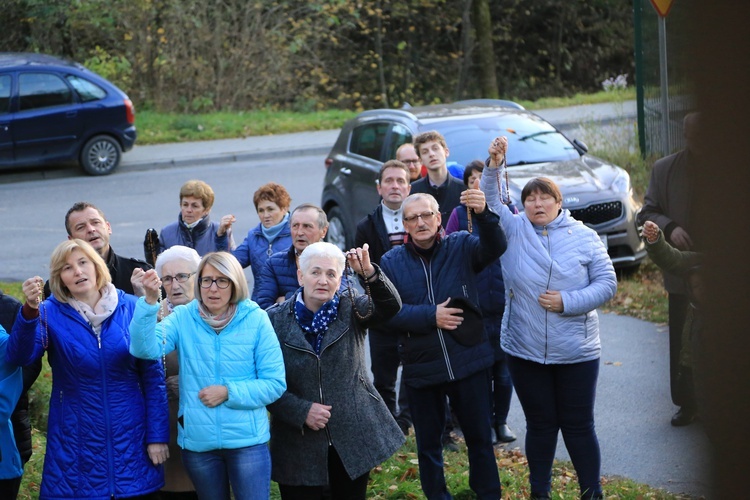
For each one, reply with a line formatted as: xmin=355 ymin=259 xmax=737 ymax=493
xmin=642 ymin=221 xmax=660 ymax=244
xmin=21 ymin=276 xmax=45 ymax=308
xmin=460 ymin=188 xmax=487 ymax=214
xmin=488 ymin=136 xmax=508 ymax=168
xmin=217 ymin=214 xmax=236 ymax=237
xmin=346 ymin=243 xmax=375 ymax=279
xmin=141 ymin=269 xmax=162 ymax=305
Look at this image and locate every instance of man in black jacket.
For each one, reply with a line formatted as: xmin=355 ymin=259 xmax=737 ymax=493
xmin=64 ymin=202 xmax=150 ymax=296
xmin=355 ymin=160 xmax=412 ymax=434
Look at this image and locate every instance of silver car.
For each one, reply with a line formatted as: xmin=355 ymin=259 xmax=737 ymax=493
xmin=321 ymin=101 xmax=645 ymax=269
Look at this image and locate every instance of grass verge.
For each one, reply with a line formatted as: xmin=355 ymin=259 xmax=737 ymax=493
xmin=134 ymin=89 xmax=636 ymax=146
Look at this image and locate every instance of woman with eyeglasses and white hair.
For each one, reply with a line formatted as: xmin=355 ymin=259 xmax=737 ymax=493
xmin=130 ymin=251 xmax=286 ymax=500
xmin=266 ymin=241 xmax=404 ymax=499
xmin=153 ymin=245 xmax=201 ymax=499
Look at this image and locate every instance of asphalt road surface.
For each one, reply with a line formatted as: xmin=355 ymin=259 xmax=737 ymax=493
xmin=0 ymin=149 xmax=711 ymax=498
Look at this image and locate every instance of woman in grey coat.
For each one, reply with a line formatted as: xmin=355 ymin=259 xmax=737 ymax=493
xmin=266 ymin=241 xmax=404 ymax=499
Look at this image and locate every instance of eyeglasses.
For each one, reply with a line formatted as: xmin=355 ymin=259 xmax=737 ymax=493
xmin=199 ymin=277 xmax=232 ymax=289
xmin=403 ymin=211 xmax=436 ymax=224
xmin=161 ymin=273 xmax=194 ymax=286
xmin=401 ymin=159 xmax=421 ymax=165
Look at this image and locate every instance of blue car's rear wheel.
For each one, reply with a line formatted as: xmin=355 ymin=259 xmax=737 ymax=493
xmin=81 ymin=135 xmax=122 ymax=175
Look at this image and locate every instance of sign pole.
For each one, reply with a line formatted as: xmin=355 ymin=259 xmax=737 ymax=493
xmin=658 ymin=15 xmax=670 ymax=154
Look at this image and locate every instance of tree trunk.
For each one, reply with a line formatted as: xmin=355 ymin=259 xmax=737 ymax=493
xmin=471 ymin=0 xmax=498 ymax=98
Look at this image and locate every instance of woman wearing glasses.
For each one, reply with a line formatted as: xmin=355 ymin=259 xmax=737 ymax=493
xmin=153 ymin=245 xmax=201 ymax=499
xmin=130 ymin=251 xmax=286 ymax=500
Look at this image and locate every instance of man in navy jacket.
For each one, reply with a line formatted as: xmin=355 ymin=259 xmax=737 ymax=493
xmin=380 ymin=192 xmax=506 ymax=500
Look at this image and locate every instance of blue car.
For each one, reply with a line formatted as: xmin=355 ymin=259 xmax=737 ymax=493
xmin=0 ymin=53 xmax=137 ymax=175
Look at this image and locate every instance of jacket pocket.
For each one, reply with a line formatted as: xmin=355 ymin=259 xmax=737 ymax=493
xmin=359 ymin=375 xmax=380 ymax=401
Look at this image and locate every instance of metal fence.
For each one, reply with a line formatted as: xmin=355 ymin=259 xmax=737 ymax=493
xmin=634 ymin=0 xmax=695 ymax=157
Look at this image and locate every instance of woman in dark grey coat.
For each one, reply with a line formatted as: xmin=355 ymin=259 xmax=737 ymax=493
xmin=267 ymin=241 xmax=404 ymax=499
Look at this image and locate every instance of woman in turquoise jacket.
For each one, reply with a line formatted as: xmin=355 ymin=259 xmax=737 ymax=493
xmin=130 ymin=251 xmax=286 ymax=500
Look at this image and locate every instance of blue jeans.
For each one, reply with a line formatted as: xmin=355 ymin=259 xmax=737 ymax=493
xmin=182 ymin=444 xmax=271 ymax=500
xmin=406 ymin=369 xmax=501 ymax=500
xmin=508 ymin=356 xmax=602 ymax=498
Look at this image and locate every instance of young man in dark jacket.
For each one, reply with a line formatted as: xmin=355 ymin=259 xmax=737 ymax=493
xmin=380 ymin=192 xmax=506 ymax=500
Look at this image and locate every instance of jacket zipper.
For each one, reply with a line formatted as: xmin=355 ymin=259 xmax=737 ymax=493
xmin=544 ymin=226 xmax=553 ymax=363
xmin=359 ymin=375 xmax=380 ymax=401
xmin=285 ymin=331 xmax=347 ymax=446
xmin=419 ymin=258 xmax=454 ymax=380
xmin=96 ymin=325 xmax=116 ymax=497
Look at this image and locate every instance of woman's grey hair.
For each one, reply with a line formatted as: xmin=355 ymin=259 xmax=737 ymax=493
xmin=299 ymin=242 xmax=345 ymax=275
xmin=195 ymin=252 xmax=249 ymax=304
xmin=401 ymin=193 xmax=439 ymax=215
xmin=155 ymin=245 xmax=201 ymax=277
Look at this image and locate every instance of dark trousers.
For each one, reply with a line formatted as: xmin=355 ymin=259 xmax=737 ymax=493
xmin=508 ymin=355 xmax=602 ymax=498
xmin=668 ymin=293 xmax=695 ymax=409
xmin=406 ymin=369 xmax=501 ymax=500
xmin=0 ymin=477 xmax=21 ymax=499
xmin=278 ymin=446 xmax=369 ymax=500
xmin=369 ymin=329 xmax=411 ymax=427
xmin=491 ymin=349 xmax=513 ymax=426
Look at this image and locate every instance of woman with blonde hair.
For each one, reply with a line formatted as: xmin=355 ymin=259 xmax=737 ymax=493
xmin=7 ymin=239 xmax=169 ymax=499
xmin=130 ymin=251 xmax=286 ymax=500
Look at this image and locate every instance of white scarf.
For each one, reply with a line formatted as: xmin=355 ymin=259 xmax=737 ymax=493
xmin=69 ymin=283 xmax=118 ymax=336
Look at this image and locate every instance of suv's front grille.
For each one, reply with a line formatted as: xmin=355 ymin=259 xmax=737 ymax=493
xmin=569 ymin=201 xmax=623 ymax=225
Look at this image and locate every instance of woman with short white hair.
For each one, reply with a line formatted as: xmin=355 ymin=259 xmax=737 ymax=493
xmin=267 ymin=241 xmax=405 ymax=499
xmin=153 ymin=245 xmax=201 ymax=499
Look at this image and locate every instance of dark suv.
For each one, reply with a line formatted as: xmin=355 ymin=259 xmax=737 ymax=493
xmin=321 ymin=101 xmax=645 ymax=269
xmin=0 ymin=53 xmax=136 ymax=175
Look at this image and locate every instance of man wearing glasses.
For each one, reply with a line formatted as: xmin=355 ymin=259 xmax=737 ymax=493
xmin=396 ymin=143 xmax=423 ymax=182
xmin=380 ymin=192 xmax=507 ymax=500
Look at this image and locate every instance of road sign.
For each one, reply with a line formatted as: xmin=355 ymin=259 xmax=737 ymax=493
xmin=649 ymin=0 xmax=675 ymax=17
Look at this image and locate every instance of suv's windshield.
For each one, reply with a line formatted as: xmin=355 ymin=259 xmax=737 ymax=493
xmin=428 ymin=113 xmax=580 ymax=167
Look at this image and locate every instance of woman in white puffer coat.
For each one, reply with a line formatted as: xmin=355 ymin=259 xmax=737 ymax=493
xmin=479 ymin=137 xmax=617 ymax=500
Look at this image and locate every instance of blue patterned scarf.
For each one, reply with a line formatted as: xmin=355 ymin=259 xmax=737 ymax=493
xmin=294 ymin=292 xmax=340 ymax=355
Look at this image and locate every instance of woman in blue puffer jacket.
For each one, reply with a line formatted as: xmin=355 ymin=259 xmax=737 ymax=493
xmin=6 ymin=239 xmax=169 ymax=499
xmin=480 ymin=137 xmax=617 ymax=500
xmin=231 ymin=182 xmax=292 ymax=303
xmin=130 ymin=251 xmax=286 ymax=500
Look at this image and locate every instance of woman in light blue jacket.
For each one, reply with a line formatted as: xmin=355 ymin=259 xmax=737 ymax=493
xmin=480 ymin=137 xmax=617 ymax=500
xmin=130 ymin=251 xmax=286 ymax=500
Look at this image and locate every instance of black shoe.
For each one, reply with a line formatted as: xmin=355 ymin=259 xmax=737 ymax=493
xmin=493 ymin=423 xmax=517 ymax=443
xmin=530 ymin=494 xmax=551 ymax=499
xmin=671 ymin=407 xmax=696 ymax=427
xmin=442 ymin=435 xmax=459 ymax=452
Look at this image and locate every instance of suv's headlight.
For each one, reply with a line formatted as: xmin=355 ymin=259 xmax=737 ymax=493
xmin=611 ymin=169 xmax=632 ymax=195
